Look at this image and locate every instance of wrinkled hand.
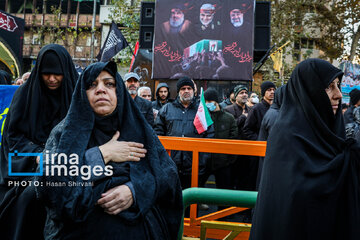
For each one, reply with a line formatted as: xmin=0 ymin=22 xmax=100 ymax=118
xmin=97 ymin=185 xmax=133 ymax=215
xmin=99 ymin=131 xmax=147 ymax=164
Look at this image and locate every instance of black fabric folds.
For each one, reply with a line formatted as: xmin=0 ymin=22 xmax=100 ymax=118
xmin=0 ymin=44 xmax=78 ymax=239
xmin=250 ymin=58 xmax=360 ymax=240
xmin=36 ymin=61 xmax=183 ymax=239
xmin=0 ymin=70 xmax=12 ymax=85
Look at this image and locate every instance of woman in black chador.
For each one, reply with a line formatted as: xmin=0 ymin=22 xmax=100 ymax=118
xmin=250 ymin=58 xmax=360 ymax=240
xmin=36 ymin=61 xmax=183 ymax=239
xmin=0 ymin=44 xmax=78 ymax=239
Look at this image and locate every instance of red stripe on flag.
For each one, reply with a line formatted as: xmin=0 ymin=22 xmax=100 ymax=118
xmin=194 ymin=115 xmax=206 ymax=134
xmin=129 ymin=41 xmax=139 ymax=72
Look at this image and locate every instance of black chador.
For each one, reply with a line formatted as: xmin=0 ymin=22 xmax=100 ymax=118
xmin=0 ymin=44 xmax=78 ymax=239
xmin=36 ymin=62 xmax=183 ymax=240
xmin=250 ymin=59 xmax=360 ymax=240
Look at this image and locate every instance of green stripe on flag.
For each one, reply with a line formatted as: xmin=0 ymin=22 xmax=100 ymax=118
xmin=200 ymin=88 xmax=213 ymax=126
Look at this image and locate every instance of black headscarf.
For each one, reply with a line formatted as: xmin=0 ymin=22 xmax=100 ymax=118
xmin=250 ymin=59 xmax=360 ymax=240
xmin=0 ymin=70 xmax=12 ymax=85
xmin=0 ymin=44 xmax=78 ymax=183
xmin=0 ymin=44 xmax=77 ymax=239
xmin=37 ymin=62 xmax=183 ymax=239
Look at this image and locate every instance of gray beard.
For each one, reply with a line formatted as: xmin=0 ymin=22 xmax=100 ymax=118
xmin=170 ymin=17 xmax=184 ymax=28
xmin=128 ymin=89 xmax=137 ymax=95
xmin=231 ymin=18 xmax=243 ymax=27
xmin=180 ymin=95 xmax=193 ymax=104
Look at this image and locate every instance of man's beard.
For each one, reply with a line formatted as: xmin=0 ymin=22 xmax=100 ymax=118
xmin=180 ymin=94 xmax=194 ymax=104
xmin=127 ymin=86 xmax=138 ymax=95
xmin=231 ymin=17 xmax=243 ymax=27
xmin=170 ymin=16 xmax=184 ymax=28
xmin=200 ymin=16 xmax=213 ymax=26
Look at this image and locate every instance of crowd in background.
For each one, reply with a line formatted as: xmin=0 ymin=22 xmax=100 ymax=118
xmin=1 ymin=44 xmax=360 ymax=239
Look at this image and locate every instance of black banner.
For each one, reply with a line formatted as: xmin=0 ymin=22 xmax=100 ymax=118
xmin=97 ymin=22 xmax=129 ymax=62
xmin=153 ymin=0 xmax=254 ymax=81
xmin=0 ymin=11 xmax=25 ymax=75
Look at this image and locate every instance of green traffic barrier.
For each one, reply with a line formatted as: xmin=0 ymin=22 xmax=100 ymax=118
xmin=178 ymin=187 xmax=258 ymax=240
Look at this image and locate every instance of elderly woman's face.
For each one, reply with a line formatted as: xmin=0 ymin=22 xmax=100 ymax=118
xmin=325 ymin=77 xmax=342 ymax=115
xmin=86 ymin=70 xmax=117 ymax=116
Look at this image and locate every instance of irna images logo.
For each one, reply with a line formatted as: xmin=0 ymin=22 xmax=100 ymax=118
xmin=8 ymin=150 xmax=43 ymax=176
xmin=8 ymin=150 xmax=113 ymax=181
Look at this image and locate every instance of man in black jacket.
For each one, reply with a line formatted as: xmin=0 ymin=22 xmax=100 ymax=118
xmin=344 ymin=88 xmax=360 ymax=124
xmin=204 ymin=88 xmax=237 ymax=191
xmin=225 ymin=84 xmax=250 ymax=139
xmin=243 ymin=81 xmax=275 ymax=140
xmin=124 ymin=72 xmax=154 ymax=127
xmin=152 ymin=82 xmax=172 ymax=111
xmin=154 ymin=76 xmax=214 ymax=190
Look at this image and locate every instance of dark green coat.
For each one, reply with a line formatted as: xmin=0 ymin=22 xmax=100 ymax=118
xmin=209 ymin=110 xmax=238 ymax=171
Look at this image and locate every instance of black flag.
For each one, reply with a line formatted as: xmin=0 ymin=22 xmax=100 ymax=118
xmin=96 ymin=22 xmax=129 ymax=62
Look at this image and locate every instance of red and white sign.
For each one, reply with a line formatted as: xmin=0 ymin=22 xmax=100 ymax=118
xmin=0 ymin=12 xmax=18 ymax=32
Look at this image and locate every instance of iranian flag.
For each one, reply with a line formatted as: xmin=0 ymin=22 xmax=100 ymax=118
xmin=193 ymin=87 xmax=213 ymax=134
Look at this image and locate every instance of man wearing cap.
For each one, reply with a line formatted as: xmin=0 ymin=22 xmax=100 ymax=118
xmin=224 ymin=84 xmax=250 ymax=138
xmin=344 ymin=88 xmax=360 ymax=124
xmin=154 ymin=76 xmax=214 ymax=190
xmin=203 ymin=88 xmax=237 ymax=194
xmin=123 ymin=72 xmax=154 ymax=127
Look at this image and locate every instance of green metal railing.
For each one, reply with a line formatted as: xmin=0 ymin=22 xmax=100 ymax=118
xmin=178 ymin=188 xmax=258 ymax=240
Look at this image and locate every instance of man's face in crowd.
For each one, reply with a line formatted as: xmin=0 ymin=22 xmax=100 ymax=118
xmin=236 ymin=90 xmax=248 ymax=105
xmin=125 ymin=78 xmax=140 ymax=95
xmin=264 ymin=87 xmax=276 ymax=102
xmin=139 ymin=89 xmax=152 ymax=101
xmin=158 ymin=87 xmax=169 ymax=101
xmin=230 ymin=9 xmax=243 ymax=27
xmin=200 ymin=11 xmax=214 ymax=26
xmin=179 ymin=85 xmax=194 ymax=103
xmin=170 ymin=8 xmax=184 ymax=27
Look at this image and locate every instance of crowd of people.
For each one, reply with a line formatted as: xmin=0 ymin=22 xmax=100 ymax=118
xmin=0 ymin=44 xmax=360 ymax=239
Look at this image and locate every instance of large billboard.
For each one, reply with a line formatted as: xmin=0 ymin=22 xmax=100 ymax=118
xmin=340 ymin=61 xmax=360 ymax=104
xmin=153 ymin=0 xmax=255 ymax=81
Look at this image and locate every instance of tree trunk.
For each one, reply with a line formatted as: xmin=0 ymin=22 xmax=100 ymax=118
xmin=65 ymin=0 xmax=72 ymax=47
xmin=74 ymin=0 xmax=80 ymax=57
xmin=5 ymin=0 xmax=8 ymax=12
xmin=67 ymin=0 xmax=71 ymax=27
xmin=30 ymin=0 xmax=37 ymax=57
xmin=349 ymin=29 xmax=360 ymax=61
xmin=23 ymin=0 xmax=26 ymax=19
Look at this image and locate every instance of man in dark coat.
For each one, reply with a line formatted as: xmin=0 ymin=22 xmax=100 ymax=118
xmin=124 ymin=72 xmax=154 ymax=127
xmin=203 ymin=88 xmax=237 ymax=192
xmin=152 ymin=82 xmax=173 ymax=111
xmin=257 ymin=85 xmax=286 ymax=188
xmin=154 ymin=76 xmax=214 ymax=190
xmin=243 ymin=81 xmax=276 ymax=140
xmin=225 ymin=84 xmax=250 ymax=139
xmin=344 ymin=88 xmax=360 ymax=124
